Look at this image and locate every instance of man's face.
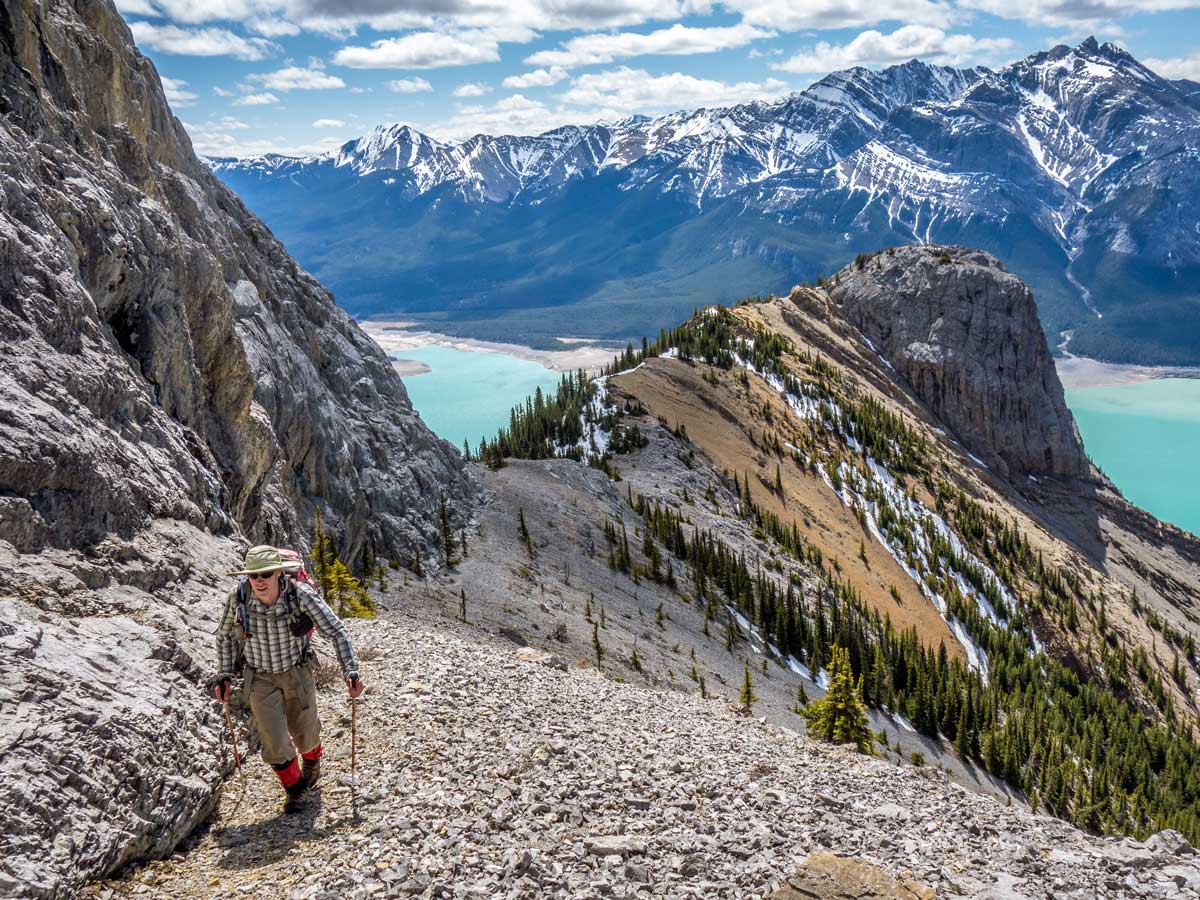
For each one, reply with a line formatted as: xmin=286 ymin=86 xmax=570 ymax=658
xmin=247 ymin=569 xmax=283 ymax=604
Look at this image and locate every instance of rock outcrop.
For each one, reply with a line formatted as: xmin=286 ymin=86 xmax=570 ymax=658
xmin=0 ymin=0 xmax=471 ymax=895
xmin=824 ymin=246 xmax=1088 ymax=480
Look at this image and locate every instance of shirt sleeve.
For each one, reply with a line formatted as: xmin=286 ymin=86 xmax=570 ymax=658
xmin=215 ymin=588 xmax=240 ymax=679
xmin=298 ymin=583 xmax=359 ymax=678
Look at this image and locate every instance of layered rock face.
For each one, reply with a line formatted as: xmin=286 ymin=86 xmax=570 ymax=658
xmin=0 ymin=0 xmax=470 ymax=895
xmin=825 ymin=246 xmax=1088 ymax=480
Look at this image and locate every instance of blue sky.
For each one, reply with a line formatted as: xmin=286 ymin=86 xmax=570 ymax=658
xmin=115 ymin=0 xmax=1200 ymax=158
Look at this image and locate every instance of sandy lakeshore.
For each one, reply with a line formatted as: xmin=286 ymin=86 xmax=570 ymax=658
xmin=1055 ymin=354 xmax=1200 ymax=390
xmin=360 ymin=319 xmax=621 ymax=374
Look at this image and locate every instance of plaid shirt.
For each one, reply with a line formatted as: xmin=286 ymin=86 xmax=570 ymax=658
xmin=216 ymin=579 xmax=358 ymax=679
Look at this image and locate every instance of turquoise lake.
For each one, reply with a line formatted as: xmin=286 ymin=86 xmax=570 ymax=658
xmin=1066 ymin=378 xmax=1200 ymax=537
xmin=396 ymin=344 xmax=1200 ymax=538
xmin=394 ymin=346 xmax=565 ymax=453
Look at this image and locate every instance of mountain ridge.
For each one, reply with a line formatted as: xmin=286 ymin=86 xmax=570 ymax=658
xmin=212 ymin=38 xmax=1200 ymax=364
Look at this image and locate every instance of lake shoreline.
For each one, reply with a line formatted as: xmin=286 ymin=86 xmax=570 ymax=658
xmin=360 ymin=319 xmax=622 ymax=374
xmin=1055 ymin=354 xmax=1200 ymax=391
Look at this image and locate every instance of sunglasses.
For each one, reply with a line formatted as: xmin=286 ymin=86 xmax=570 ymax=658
xmin=247 ymin=571 xmax=281 ymax=582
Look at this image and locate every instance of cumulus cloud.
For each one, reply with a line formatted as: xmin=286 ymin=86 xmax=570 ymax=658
xmin=1144 ymin=53 xmax=1200 ymax=80
xmin=773 ymin=25 xmax=1013 ymax=73
xmin=129 ymin=22 xmax=277 ymax=60
xmin=426 ymin=94 xmax=618 ymax=141
xmin=526 ymin=23 xmax=774 ymax=68
xmin=182 ymin=115 xmax=257 ymax=155
xmin=288 ymin=0 xmax=693 ymax=32
xmin=312 ymin=118 xmax=346 ymax=128
xmin=248 ymin=17 xmax=301 ymax=36
xmin=560 ymin=67 xmax=789 ymax=112
xmin=159 ymin=76 xmax=198 ymax=107
xmin=502 ymin=67 xmax=569 ymax=89
xmin=233 ymin=91 xmax=280 ymax=105
xmin=333 ymin=30 xmax=502 ymax=69
xmin=722 ymin=0 xmax=958 ymax=31
xmin=453 ymin=82 xmax=493 ymax=97
xmin=388 ymin=77 xmax=435 ymax=93
xmin=957 ymin=0 xmax=1200 ymax=29
xmin=115 ymin=0 xmax=160 ymax=15
xmin=250 ymin=65 xmax=346 ymax=90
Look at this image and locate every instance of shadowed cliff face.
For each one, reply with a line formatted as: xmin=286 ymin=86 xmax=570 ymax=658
xmin=0 ymin=1 xmax=472 ymax=896
xmin=0 ymin=0 xmax=471 ymax=565
xmin=825 ymin=246 xmax=1088 ymax=480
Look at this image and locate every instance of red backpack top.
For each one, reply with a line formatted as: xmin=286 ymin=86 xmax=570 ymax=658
xmin=278 ymin=548 xmax=317 ymax=592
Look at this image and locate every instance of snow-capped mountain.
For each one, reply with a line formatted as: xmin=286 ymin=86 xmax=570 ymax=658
xmin=211 ymin=38 xmax=1200 ymax=364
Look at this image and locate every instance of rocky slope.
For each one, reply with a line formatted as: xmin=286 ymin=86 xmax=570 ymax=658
xmin=211 ymin=39 xmax=1200 ymax=363
xmin=0 ymin=0 xmax=470 ymax=896
xmin=85 ymin=604 xmax=1200 ymax=900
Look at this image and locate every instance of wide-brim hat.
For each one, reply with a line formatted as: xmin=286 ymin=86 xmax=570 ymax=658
xmin=227 ymin=544 xmax=288 ymax=577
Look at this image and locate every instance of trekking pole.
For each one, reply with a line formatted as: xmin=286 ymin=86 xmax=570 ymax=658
xmin=222 ymin=699 xmax=245 ymax=782
xmin=351 ymin=695 xmax=358 ymax=779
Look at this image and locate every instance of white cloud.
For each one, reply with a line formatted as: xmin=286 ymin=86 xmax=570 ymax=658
xmin=248 ymin=17 xmax=301 ymax=36
xmin=233 ymin=91 xmax=280 ymax=105
xmin=502 ymin=67 xmax=568 ymax=88
xmin=427 ymin=94 xmax=620 ymax=141
xmin=115 ymin=0 xmax=159 ymax=15
xmin=129 ymin=22 xmax=277 ymax=60
xmin=312 ymin=118 xmax=346 ymax=128
xmin=453 ymin=82 xmax=493 ymax=97
xmin=388 ymin=77 xmax=435 ymax=93
xmin=560 ymin=67 xmax=789 ymax=112
xmin=183 ymin=115 xmax=255 ymax=154
xmin=250 ymin=65 xmax=346 ymax=90
xmin=287 ymin=0 xmax=693 ymax=32
xmin=213 ymin=86 xmax=235 ymax=97
xmin=1145 ymin=53 xmax=1200 ymax=80
xmin=957 ymin=0 xmax=1200 ymax=29
xmin=526 ymin=23 xmax=773 ymax=68
xmin=722 ymin=0 xmax=958 ymax=31
xmin=333 ymin=30 xmax=502 ymax=69
xmin=159 ymin=76 xmax=197 ymax=107
xmin=773 ymin=25 xmax=1013 ymax=73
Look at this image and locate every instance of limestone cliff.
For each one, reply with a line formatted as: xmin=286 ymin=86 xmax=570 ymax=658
xmin=825 ymin=246 xmax=1088 ymax=480
xmin=0 ymin=0 xmax=471 ymax=896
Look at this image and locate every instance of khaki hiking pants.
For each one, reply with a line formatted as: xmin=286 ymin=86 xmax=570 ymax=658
xmin=246 ymin=660 xmax=321 ymax=765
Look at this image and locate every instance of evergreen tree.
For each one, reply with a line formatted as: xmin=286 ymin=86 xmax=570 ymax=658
xmin=459 ymin=588 xmax=467 ymax=623
xmin=439 ymin=493 xmax=459 ymax=565
xmin=593 ymin=621 xmax=604 ymax=670
xmin=330 ymin=560 xmax=375 ymax=619
xmin=460 ymin=529 xmax=469 ymax=558
xmin=804 ymin=645 xmax=871 ymax=753
xmin=312 ymin=507 xmax=336 ymax=596
xmin=740 ymin=665 xmax=758 ymax=712
xmin=518 ymin=508 xmax=535 ymax=558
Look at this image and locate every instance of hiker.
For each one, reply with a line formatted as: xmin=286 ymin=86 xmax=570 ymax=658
xmin=210 ymin=545 xmax=365 ymax=813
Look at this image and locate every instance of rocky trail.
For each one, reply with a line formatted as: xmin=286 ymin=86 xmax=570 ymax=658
xmin=85 ymin=602 xmax=1200 ymax=900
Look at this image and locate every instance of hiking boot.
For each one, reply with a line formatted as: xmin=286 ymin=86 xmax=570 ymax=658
xmin=301 ymin=757 xmax=320 ymax=789
xmin=283 ymin=775 xmax=310 ymax=815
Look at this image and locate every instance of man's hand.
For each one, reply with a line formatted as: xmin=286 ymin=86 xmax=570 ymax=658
xmin=211 ymin=677 xmax=232 ymax=704
xmin=347 ymin=674 xmax=364 ymax=699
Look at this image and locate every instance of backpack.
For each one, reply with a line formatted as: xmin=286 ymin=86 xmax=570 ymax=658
xmin=277 ymin=548 xmax=318 ymax=593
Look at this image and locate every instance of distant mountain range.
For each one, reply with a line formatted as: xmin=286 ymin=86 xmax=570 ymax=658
xmin=211 ymin=38 xmax=1200 ymax=364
